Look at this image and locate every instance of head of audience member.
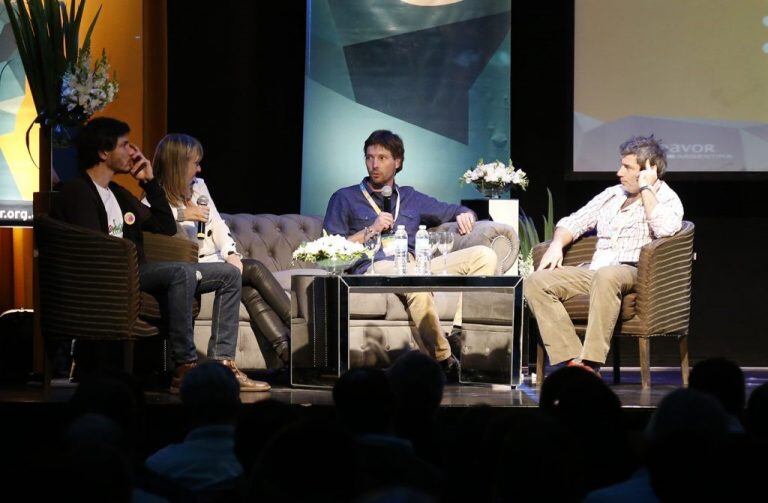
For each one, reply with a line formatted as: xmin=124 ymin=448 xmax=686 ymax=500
xmin=645 ymin=388 xmax=730 ymax=501
xmin=539 ymin=366 xmax=634 ymax=493
xmin=491 ymin=410 xmax=579 ymax=502
xmin=152 ymin=133 xmax=204 ymax=207
xmin=387 ymin=351 xmax=445 ymax=421
xmin=63 ymin=413 xmax=133 ymax=503
xmin=180 ymin=361 xmax=241 ymax=429
xmin=745 ymin=382 xmax=768 ymax=440
xmin=333 ymin=367 xmax=395 ymax=435
xmin=363 ymin=130 xmax=404 ymax=189
xmin=76 ymin=117 xmax=133 ymax=173
xmin=251 ymin=420 xmax=358 ymax=502
xmin=539 ymin=365 xmax=614 ymax=415
xmin=689 ymin=357 xmax=745 ymax=426
xmin=646 ymin=388 xmax=729 ymax=443
xmin=235 ymin=399 xmax=299 ymax=475
xmin=617 ymin=134 xmax=667 ymax=194
xmin=68 ymin=372 xmax=143 ymax=455
xmin=386 ymin=352 xmax=445 ymax=460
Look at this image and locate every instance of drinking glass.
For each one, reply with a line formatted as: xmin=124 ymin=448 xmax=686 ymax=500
xmin=438 ymin=231 xmax=454 ymax=274
xmin=364 ymin=232 xmax=381 ymax=275
xmin=429 ymin=231 xmax=440 ymax=259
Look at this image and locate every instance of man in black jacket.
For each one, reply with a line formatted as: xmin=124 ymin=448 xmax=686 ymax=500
xmin=54 ymin=117 xmax=269 ymax=392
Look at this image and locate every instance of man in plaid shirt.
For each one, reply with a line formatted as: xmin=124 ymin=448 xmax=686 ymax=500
xmin=524 ymin=135 xmax=684 ymax=374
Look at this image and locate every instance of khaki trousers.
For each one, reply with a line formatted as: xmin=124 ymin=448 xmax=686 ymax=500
xmin=523 ymin=265 xmax=637 ymax=365
xmin=374 ymin=245 xmax=497 ymax=361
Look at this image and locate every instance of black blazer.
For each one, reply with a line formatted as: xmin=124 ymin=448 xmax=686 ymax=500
xmin=52 ymin=173 xmax=177 ymax=264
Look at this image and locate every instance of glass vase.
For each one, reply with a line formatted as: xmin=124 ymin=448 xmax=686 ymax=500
xmin=477 ymin=183 xmax=509 ymax=199
xmin=315 ymin=257 xmax=359 ymax=276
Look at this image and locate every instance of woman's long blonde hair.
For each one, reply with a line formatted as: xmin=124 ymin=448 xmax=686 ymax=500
xmin=153 ymin=134 xmax=204 ymax=207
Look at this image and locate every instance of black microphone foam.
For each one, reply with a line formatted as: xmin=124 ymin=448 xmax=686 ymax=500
xmin=381 ymin=185 xmax=392 ymax=214
xmin=196 ymin=195 xmax=209 ymax=239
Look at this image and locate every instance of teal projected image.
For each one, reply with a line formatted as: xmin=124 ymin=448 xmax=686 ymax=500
xmin=301 ymin=0 xmax=511 ymax=217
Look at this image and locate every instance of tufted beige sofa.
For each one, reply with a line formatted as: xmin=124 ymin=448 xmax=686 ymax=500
xmin=193 ymin=214 xmax=519 ymax=370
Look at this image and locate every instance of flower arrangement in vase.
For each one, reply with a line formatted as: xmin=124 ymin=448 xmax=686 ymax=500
xmin=60 ymin=47 xmax=119 ymax=122
xmin=292 ymin=231 xmax=366 ymax=274
xmin=460 ymin=159 xmax=528 ymax=199
xmin=51 ymin=47 xmax=118 ymax=151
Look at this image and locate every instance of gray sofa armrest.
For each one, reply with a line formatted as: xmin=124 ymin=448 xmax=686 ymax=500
xmin=429 ymin=220 xmax=519 ymax=274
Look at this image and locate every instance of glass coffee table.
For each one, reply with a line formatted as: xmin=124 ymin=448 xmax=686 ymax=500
xmin=290 ymin=274 xmax=525 ymax=389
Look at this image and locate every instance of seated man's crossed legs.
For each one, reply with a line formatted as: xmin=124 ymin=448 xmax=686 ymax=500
xmin=523 ymin=264 xmax=637 ymax=371
xmin=140 ymin=261 xmax=270 ymax=392
xmin=373 ymin=245 xmax=497 ymax=365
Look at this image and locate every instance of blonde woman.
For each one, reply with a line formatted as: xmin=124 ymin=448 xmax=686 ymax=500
xmin=151 ymin=134 xmax=291 ymax=366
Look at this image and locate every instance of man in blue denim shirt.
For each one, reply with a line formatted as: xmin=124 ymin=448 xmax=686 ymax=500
xmin=323 ymin=130 xmax=497 ymax=376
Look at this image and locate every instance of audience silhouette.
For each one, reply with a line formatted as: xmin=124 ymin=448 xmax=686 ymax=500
xmin=689 ymin=357 xmax=746 ymax=432
xmin=7 ymin=353 xmax=765 ymax=502
xmin=333 ymin=367 xmax=444 ymax=497
xmin=387 ymin=351 xmax=446 ymax=465
xmin=144 ymin=361 xmax=243 ymax=495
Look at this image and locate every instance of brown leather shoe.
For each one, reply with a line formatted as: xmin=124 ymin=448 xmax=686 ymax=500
xmin=220 ymin=359 xmax=271 ymax=392
xmin=170 ymin=361 xmax=198 ymax=394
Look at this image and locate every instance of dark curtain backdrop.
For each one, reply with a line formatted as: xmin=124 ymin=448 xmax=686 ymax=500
xmin=167 ymin=1 xmax=305 ymax=215
xmin=168 ymin=1 xmax=768 ymax=366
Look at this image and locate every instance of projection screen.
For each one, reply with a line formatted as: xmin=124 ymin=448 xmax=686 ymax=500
xmin=574 ymin=0 xmax=768 ymax=173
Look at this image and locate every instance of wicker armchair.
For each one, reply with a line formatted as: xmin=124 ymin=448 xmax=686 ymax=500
xmin=35 ymin=215 xmax=199 ymax=387
xmin=531 ymin=221 xmax=694 ymax=388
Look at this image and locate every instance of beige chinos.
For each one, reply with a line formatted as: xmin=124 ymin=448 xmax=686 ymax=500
xmin=374 ymin=245 xmax=497 ymax=361
xmin=523 ymin=264 xmax=637 ymax=365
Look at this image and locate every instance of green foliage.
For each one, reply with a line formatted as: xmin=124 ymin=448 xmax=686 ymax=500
xmin=519 ymin=187 xmax=555 ymax=257
xmin=3 ymin=0 xmax=101 ymax=120
xmin=543 ymin=187 xmax=554 ymax=241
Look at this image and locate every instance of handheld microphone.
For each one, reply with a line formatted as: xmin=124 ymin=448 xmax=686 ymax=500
xmin=196 ymin=195 xmax=209 ymax=239
xmin=381 ymin=185 xmax=392 ymax=214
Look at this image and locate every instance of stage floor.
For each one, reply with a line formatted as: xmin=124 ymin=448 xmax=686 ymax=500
xmin=0 ymin=368 xmax=764 ymax=454
xmin=3 ymin=368 xmax=766 ymax=409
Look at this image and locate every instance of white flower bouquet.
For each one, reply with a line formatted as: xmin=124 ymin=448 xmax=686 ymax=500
xmin=293 ymin=231 xmax=366 ymax=273
xmin=461 ymin=159 xmax=529 ymax=198
xmin=60 ymin=48 xmax=119 ymax=119
xmin=518 ymin=253 xmax=535 ymax=278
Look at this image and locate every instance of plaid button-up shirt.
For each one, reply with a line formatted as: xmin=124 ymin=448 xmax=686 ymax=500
xmin=557 ymin=182 xmax=684 ymax=270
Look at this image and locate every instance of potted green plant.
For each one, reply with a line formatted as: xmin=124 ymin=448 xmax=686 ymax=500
xmin=3 ymin=0 xmax=101 ymax=124
xmin=518 ymin=188 xmax=554 ymax=277
xmin=3 ymin=0 xmax=117 ymax=187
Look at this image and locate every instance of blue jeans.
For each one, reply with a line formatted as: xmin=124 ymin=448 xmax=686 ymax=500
xmin=139 ymin=261 xmax=241 ymax=363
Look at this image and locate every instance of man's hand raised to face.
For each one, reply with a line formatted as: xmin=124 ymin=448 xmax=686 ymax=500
xmin=638 ymin=160 xmax=658 ymax=188
xmin=128 ymin=143 xmax=154 ymax=182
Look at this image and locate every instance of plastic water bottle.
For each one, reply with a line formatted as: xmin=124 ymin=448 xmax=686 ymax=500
xmin=394 ymin=225 xmax=409 ymax=275
xmin=415 ymin=225 xmax=431 ymax=275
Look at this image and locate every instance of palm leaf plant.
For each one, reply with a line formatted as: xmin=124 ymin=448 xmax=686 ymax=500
xmin=518 ymin=188 xmax=555 ymax=276
xmin=3 ymin=0 xmax=101 ymax=124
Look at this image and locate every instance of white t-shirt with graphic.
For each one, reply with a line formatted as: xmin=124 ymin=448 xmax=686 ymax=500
xmin=95 ymin=183 xmax=124 ymax=238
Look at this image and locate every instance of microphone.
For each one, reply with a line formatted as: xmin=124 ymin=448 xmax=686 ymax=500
xmin=381 ymin=185 xmax=392 ymax=214
xmin=196 ymin=195 xmax=209 ymax=239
